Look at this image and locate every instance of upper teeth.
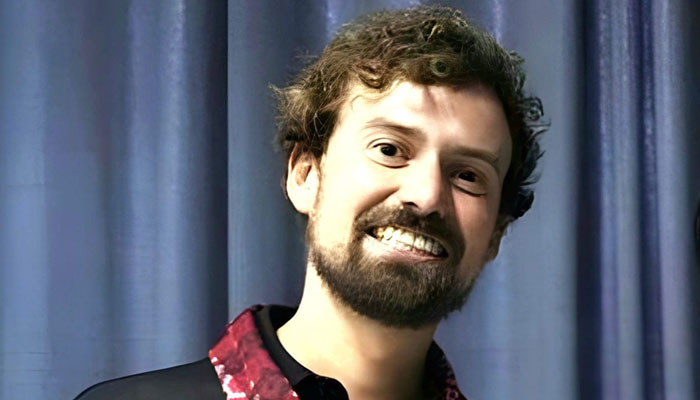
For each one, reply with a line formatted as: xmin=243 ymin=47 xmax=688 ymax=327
xmin=373 ymin=226 xmax=445 ymax=256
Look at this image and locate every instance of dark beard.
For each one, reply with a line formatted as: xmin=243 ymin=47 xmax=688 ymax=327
xmin=308 ymin=204 xmax=473 ymax=329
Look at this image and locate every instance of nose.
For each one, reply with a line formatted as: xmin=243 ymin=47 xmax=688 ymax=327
xmin=396 ymin=157 xmax=448 ymax=218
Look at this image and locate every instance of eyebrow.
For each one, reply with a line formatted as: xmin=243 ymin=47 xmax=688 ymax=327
xmin=363 ymin=117 xmax=502 ymax=174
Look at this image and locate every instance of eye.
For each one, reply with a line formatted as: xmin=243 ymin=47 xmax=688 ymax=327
xmin=453 ymin=169 xmax=487 ymax=196
xmin=379 ymin=144 xmax=399 ymax=157
xmin=366 ymin=140 xmax=409 ymax=167
xmin=457 ymin=171 xmax=477 ymax=182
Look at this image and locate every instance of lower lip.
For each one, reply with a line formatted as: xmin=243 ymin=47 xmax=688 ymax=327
xmin=362 ymin=234 xmax=444 ymax=263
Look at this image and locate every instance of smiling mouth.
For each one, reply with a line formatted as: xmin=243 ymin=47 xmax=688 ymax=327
xmin=368 ymin=226 xmax=448 ymax=258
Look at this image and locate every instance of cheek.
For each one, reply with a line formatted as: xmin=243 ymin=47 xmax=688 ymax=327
xmin=329 ymin=152 xmax=396 ymax=211
xmin=454 ymin=195 xmax=498 ymax=282
xmin=313 ymin=161 xmax=381 ymax=241
xmin=454 ymin=194 xmax=498 ymax=252
xmin=313 ymin=179 xmax=353 ymax=241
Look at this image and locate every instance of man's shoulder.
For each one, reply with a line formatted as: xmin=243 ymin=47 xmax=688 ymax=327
xmin=75 ymin=357 xmax=224 ymax=400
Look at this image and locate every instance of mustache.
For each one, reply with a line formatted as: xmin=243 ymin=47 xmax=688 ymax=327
xmin=354 ymin=204 xmax=465 ymax=258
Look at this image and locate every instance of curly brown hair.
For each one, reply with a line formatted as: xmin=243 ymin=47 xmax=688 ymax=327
xmin=274 ymin=5 xmax=546 ymax=221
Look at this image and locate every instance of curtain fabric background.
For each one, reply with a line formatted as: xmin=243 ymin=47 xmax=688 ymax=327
xmin=1 ymin=1 xmax=698 ymax=399
xmin=0 ymin=1 xmax=228 ymax=398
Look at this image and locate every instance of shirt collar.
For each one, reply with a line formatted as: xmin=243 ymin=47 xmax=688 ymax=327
xmin=209 ymin=305 xmax=467 ymax=399
xmin=254 ymin=305 xmax=314 ymax=387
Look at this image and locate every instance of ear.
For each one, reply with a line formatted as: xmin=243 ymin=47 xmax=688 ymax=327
xmin=286 ymin=145 xmax=320 ymax=215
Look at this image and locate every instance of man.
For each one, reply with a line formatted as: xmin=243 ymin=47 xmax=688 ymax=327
xmin=77 ymin=5 xmax=544 ymax=399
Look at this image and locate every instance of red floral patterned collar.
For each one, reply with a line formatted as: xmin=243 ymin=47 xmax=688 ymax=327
xmin=208 ymin=306 xmax=467 ymax=399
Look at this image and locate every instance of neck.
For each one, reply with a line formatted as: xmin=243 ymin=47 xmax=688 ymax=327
xmin=277 ymin=266 xmax=438 ymax=400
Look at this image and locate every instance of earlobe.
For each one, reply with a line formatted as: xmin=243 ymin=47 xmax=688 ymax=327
xmin=286 ymin=146 xmax=320 ymax=215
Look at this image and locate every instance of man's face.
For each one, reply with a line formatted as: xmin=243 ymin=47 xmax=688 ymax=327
xmin=298 ymin=81 xmax=512 ymax=328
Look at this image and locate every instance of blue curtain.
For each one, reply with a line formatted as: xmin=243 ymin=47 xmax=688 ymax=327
xmin=1 ymin=1 xmax=697 ymax=399
xmin=577 ymin=1 xmax=700 ymax=399
xmin=0 ymin=1 xmax=228 ymax=398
